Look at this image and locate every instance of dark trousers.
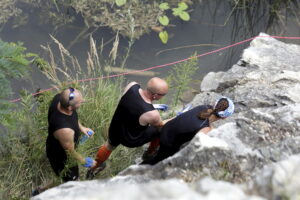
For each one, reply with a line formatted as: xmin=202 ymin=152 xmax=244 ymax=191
xmin=141 ymin=144 xmax=179 ymax=165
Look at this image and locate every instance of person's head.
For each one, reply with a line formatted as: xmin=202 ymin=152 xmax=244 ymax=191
xmin=60 ymin=87 xmax=84 ymax=111
xmin=146 ymin=77 xmax=168 ymax=101
xmin=198 ymin=97 xmax=234 ymax=120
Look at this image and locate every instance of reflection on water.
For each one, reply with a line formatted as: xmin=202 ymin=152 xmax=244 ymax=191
xmin=1 ymin=0 xmax=299 ymax=97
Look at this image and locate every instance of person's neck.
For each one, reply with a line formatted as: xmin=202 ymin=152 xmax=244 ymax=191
xmin=140 ymin=89 xmax=153 ymax=104
xmin=57 ymin=103 xmax=73 ymax=116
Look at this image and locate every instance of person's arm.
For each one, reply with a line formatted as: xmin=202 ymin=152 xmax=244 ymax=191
xmin=140 ymin=110 xmax=164 ymax=129
xmin=197 ymin=126 xmax=212 ymax=134
xmin=162 ymin=116 xmax=176 ymax=124
xmin=54 ymin=128 xmax=96 ymax=167
xmin=78 ymin=121 xmax=94 ymax=136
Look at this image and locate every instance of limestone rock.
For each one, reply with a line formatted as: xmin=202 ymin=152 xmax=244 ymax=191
xmin=32 ymin=33 xmax=300 ymax=200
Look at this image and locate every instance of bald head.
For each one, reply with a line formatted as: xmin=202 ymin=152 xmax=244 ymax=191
xmin=60 ymin=88 xmax=83 ymax=108
xmin=147 ymin=77 xmax=168 ymax=96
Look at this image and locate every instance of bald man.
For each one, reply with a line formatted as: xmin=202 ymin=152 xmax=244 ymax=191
xmin=46 ymin=88 xmax=97 ymax=182
xmin=87 ymin=77 xmax=168 ymax=178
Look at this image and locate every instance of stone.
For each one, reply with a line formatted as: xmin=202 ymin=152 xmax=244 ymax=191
xmin=32 ymin=33 xmax=300 ymax=200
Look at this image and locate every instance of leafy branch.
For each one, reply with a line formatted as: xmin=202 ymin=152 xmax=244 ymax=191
xmin=158 ymin=2 xmax=191 ymax=44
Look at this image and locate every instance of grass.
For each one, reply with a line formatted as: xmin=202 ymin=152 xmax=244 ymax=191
xmin=164 ymin=52 xmax=199 ymax=107
xmin=0 ymin=36 xmax=140 ymax=199
xmin=0 ymin=32 xmax=199 ymax=198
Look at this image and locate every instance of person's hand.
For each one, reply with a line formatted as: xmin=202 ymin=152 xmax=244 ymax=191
xmin=82 ymin=127 xmax=95 ymax=137
xmin=91 ymin=160 xmax=98 ymax=168
xmin=176 ymin=104 xmax=193 ymax=116
xmin=153 ymin=104 xmax=169 ymax=111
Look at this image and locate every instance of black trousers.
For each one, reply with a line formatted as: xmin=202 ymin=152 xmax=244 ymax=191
xmin=141 ymin=144 xmax=179 ymax=165
xmin=47 ymin=155 xmax=79 ymax=182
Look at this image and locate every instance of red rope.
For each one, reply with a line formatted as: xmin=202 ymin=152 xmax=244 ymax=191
xmin=9 ymin=35 xmax=300 ymax=103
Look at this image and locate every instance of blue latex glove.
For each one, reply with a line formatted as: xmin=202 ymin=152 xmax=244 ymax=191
xmin=83 ymin=157 xmax=93 ymax=168
xmin=177 ymin=104 xmax=193 ymax=116
xmin=79 ymin=130 xmax=93 ymax=144
xmin=153 ymin=104 xmax=169 ymax=111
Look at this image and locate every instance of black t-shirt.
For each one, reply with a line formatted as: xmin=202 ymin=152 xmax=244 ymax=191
xmin=160 ymin=105 xmax=211 ymax=149
xmin=108 ymin=84 xmax=155 ymax=146
xmin=46 ymin=94 xmax=80 ymax=161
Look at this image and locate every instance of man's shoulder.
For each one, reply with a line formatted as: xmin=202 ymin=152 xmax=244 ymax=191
xmin=53 ymin=128 xmax=74 ymax=140
xmin=123 ymin=82 xmax=139 ymax=95
xmin=141 ymin=109 xmax=161 ymax=124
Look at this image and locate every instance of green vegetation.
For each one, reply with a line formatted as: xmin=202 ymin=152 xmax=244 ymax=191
xmin=0 ymin=39 xmax=48 ymax=199
xmin=1 ymin=0 xmax=298 ymax=45
xmin=0 ymin=36 xmax=141 ymax=199
xmin=0 ymin=39 xmax=41 ymax=129
xmin=158 ymin=2 xmax=191 ymax=44
xmin=165 ymin=52 xmax=198 ymax=107
xmin=0 ymin=31 xmax=199 ymax=198
xmin=0 ymin=0 xmax=299 ymax=199
xmin=0 ymin=0 xmax=191 ymax=43
xmin=0 ymin=40 xmax=32 ymax=98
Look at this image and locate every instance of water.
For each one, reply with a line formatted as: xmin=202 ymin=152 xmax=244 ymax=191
xmin=1 ymin=0 xmax=299 ymax=100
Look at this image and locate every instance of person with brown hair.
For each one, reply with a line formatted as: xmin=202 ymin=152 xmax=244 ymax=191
xmin=141 ymin=97 xmax=234 ymax=165
xmin=86 ymin=77 xmax=169 ymax=178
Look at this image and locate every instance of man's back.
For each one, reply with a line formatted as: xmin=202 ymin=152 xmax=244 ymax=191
xmin=109 ymin=84 xmax=154 ymax=140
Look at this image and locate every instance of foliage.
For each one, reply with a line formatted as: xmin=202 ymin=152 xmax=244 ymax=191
xmin=159 ymin=31 xmax=169 ymax=44
xmin=0 ymin=39 xmax=31 ymax=98
xmin=0 ymin=36 xmax=141 ymax=199
xmin=0 ymin=39 xmax=46 ymax=129
xmin=0 ymin=0 xmax=21 ymax=25
xmin=115 ymin=0 xmax=127 ymax=7
xmin=0 ymin=0 xmax=192 ymax=43
xmin=165 ymin=52 xmax=198 ymax=106
xmin=157 ymin=1 xmax=191 ymax=43
xmin=0 ymin=0 xmax=73 ymax=30
xmin=0 ymin=91 xmax=57 ymax=199
xmin=172 ymin=2 xmax=190 ymax=21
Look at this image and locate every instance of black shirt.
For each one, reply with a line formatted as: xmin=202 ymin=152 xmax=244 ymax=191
xmin=108 ymin=84 xmax=155 ymax=146
xmin=160 ymin=105 xmax=211 ymax=149
xmin=46 ymin=94 xmax=80 ymax=161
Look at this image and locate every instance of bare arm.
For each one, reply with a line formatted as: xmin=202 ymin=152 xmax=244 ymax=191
xmin=162 ymin=116 xmax=176 ymax=124
xmin=54 ymin=128 xmax=91 ymax=165
xmin=198 ymin=126 xmax=212 ymax=134
xmin=140 ymin=110 xmax=164 ymax=129
xmin=78 ymin=121 xmax=94 ymax=136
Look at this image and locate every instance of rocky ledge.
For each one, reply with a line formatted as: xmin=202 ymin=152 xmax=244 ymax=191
xmin=32 ymin=33 xmax=300 ymax=200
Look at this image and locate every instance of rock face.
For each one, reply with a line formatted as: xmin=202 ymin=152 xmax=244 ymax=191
xmin=32 ymin=33 xmax=300 ymax=200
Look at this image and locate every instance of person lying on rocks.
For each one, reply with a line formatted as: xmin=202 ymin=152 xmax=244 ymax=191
xmin=86 ymin=77 xmax=169 ymax=179
xmin=141 ymin=97 xmax=234 ymax=165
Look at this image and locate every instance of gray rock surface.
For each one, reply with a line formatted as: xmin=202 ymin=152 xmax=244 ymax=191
xmin=32 ymin=33 xmax=300 ymax=200
xmin=32 ymin=177 xmax=265 ymax=200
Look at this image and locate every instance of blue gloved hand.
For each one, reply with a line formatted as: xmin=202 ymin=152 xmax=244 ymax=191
xmin=79 ymin=130 xmax=93 ymax=144
xmin=153 ymin=104 xmax=169 ymax=111
xmin=177 ymin=104 xmax=193 ymax=116
xmin=83 ymin=157 xmax=93 ymax=168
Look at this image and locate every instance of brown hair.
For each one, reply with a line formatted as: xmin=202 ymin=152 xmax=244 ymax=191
xmin=198 ymin=98 xmax=229 ymax=119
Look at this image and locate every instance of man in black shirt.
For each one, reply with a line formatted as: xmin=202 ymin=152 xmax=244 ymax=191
xmin=87 ymin=77 xmax=168 ymax=178
xmin=33 ymin=88 xmax=96 ymax=195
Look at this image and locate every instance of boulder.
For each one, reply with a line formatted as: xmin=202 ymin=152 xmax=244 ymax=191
xmin=32 ymin=33 xmax=300 ymax=200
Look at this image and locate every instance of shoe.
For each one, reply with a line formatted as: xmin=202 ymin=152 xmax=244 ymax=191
xmin=32 ymin=187 xmax=41 ymax=196
xmin=142 ymin=149 xmax=158 ymax=161
xmin=86 ymin=162 xmax=106 ymax=180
